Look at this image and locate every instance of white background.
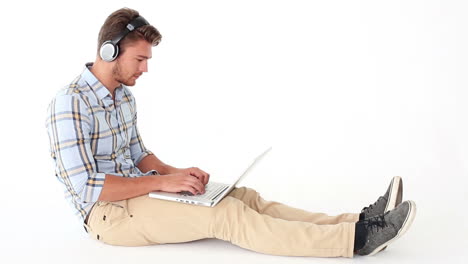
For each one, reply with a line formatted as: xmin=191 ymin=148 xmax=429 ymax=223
xmin=0 ymin=0 xmax=466 ymax=263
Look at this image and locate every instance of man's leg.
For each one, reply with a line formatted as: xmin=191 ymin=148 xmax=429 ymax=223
xmin=86 ymin=195 xmax=356 ymax=258
xmin=229 ymin=187 xmax=359 ymax=224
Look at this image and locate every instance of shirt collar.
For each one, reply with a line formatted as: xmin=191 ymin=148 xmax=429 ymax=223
xmin=82 ymin=62 xmax=125 ymax=111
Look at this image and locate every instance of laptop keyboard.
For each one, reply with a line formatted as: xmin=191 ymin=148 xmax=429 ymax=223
xmin=179 ymin=182 xmax=229 ymax=200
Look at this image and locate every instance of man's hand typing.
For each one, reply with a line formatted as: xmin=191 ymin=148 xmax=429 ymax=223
xmin=158 ymin=170 xmax=208 ymax=195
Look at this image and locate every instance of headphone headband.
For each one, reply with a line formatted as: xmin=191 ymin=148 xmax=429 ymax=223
xmin=111 ymin=16 xmax=149 ymax=45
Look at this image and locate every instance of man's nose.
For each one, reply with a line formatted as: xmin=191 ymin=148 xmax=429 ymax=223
xmin=140 ymin=60 xmax=148 ymax=72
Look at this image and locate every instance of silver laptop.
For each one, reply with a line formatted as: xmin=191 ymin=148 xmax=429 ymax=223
xmin=149 ymin=147 xmax=272 ymax=207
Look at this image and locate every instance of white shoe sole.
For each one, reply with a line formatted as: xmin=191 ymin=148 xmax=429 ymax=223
xmin=369 ymin=200 xmax=417 ymax=256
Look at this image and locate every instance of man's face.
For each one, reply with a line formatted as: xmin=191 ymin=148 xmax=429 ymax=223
xmin=112 ymin=39 xmax=152 ymax=86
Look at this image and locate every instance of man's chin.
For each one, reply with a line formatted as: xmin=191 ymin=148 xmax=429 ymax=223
xmin=120 ymin=80 xmax=137 ymax=87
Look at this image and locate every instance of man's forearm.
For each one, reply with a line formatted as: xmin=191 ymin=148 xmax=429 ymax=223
xmin=97 ymin=174 xmax=163 ymax=202
xmin=97 ymin=154 xmax=177 ymax=202
xmin=137 ymin=154 xmax=178 ymax=175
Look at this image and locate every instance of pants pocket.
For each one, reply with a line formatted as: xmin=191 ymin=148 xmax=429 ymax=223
xmin=88 ymin=200 xmax=131 ymax=242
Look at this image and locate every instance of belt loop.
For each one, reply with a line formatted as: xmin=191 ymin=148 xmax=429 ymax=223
xmin=83 ymin=202 xmax=97 ymax=233
xmin=83 ymin=222 xmax=91 ymax=233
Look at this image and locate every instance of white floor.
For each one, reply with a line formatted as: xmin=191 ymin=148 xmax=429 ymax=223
xmin=2 ymin=173 xmax=465 ymax=264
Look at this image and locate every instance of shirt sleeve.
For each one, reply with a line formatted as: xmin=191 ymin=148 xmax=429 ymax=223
xmin=46 ymin=94 xmax=105 ymax=204
xmin=129 ymin=102 xmax=153 ymax=166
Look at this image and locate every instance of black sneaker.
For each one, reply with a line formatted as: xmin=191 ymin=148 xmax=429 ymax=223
xmin=356 ymin=200 xmax=417 ymax=256
xmin=361 ymin=176 xmax=403 ymax=220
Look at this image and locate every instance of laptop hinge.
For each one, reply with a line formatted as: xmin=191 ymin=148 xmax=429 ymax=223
xmin=210 ymin=186 xmax=229 ymax=201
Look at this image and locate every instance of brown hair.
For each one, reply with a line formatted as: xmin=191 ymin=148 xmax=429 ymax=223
xmin=97 ymin=8 xmax=162 ymax=55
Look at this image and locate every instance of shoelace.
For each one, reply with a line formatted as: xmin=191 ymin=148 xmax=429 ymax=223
xmin=362 ymin=196 xmax=386 ymax=214
xmin=362 ymin=213 xmax=388 ymax=234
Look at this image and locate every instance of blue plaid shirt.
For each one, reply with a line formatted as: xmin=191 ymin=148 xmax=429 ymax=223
xmin=46 ymin=63 xmax=156 ymax=222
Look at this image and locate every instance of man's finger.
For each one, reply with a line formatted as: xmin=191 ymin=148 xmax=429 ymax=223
xmin=189 ymin=167 xmax=200 ymax=176
xmin=192 ymin=168 xmax=209 ymax=185
xmin=189 ymin=172 xmax=203 ymax=183
xmin=200 ymin=170 xmax=209 ymax=184
xmin=184 ymin=185 xmax=198 ymax=195
xmin=199 ymin=171 xmax=208 ymax=185
xmin=189 ymin=169 xmax=205 ymax=182
xmin=187 ymin=175 xmax=205 ymax=193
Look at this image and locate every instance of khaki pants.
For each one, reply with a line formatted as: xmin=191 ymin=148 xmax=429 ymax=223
xmin=84 ymin=187 xmax=359 ymax=258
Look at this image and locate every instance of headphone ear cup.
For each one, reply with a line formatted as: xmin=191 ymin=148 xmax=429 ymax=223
xmin=100 ymin=41 xmax=119 ymax=62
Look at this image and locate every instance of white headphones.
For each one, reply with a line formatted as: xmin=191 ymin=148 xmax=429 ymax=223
xmin=99 ymin=16 xmax=149 ymax=62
